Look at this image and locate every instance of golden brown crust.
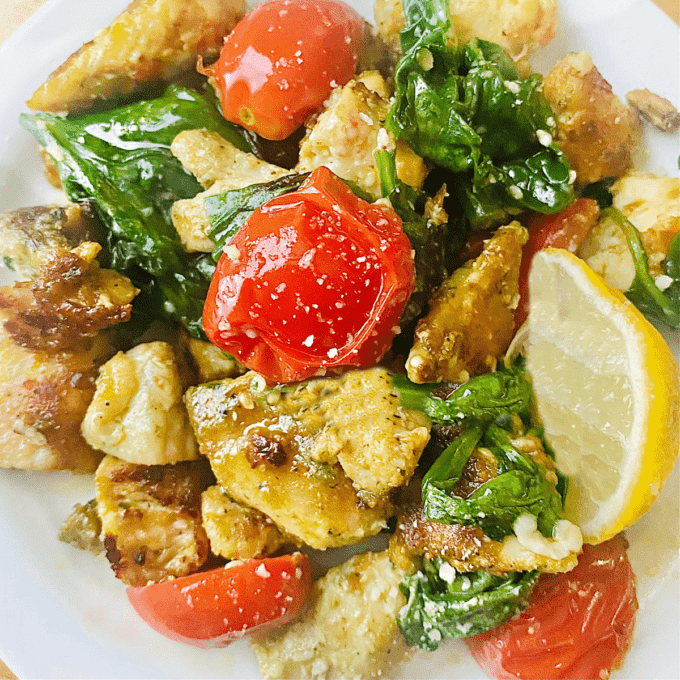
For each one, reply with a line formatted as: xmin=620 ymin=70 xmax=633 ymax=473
xmin=543 ymin=52 xmax=642 ymax=188
xmin=27 ymin=0 xmax=247 ymax=112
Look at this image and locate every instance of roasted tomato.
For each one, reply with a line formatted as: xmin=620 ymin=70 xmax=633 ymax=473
xmin=465 ymin=534 xmax=638 ymax=680
xmin=127 ymin=553 xmax=311 ymax=648
xmin=206 ymin=0 xmax=366 ymax=140
xmin=515 ymin=197 xmax=600 ymax=327
xmin=203 ymin=166 xmax=415 ymax=383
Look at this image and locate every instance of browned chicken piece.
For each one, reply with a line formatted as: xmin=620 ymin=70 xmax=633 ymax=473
xmin=59 ymin=499 xmax=103 ymax=554
xmin=626 ymin=88 xmax=680 ymax=133
xmin=201 ymin=485 xmax=295 ymax=560
xmin=296 ymin=72 xmax=428 ymax=197
xmin=0 ymin=322 xmax=109 ymax=471
xmin=252 ymin=550 xmax=409 ymax=680
xmin=407 ymin=223 xmax=527 ymax=384
xmin=95 ymin=455 xmax=211 ymax=586
xmin=185 ymin=369 xmax=430 ymax=548
xmin=374 ymin=0 xmax=557 ymax=61
xmin=389 ymin=503 xmax=578 ymax=577
xmin=27 ymin=0 xmax=247 ymax=113
xmin=543 ymin=52 xmax=642 ymax=188
xmin=0 ymin=242 xmax=138 ymax=353
xmin=0 ymin=203 xmax=102 ymax=280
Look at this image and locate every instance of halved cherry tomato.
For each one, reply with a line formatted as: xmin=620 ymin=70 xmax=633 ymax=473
xmin=203 ymin=166 xmax=415 ymax=383
xmin=515 ymin=198 xmax=600 ymax=327
xmin=206 ymin=0 xmax=366 ymax=140
xmin=465 ymin=534 xmax=638 ymax=680
xmin=127 ymin=553 xmax=311 ymax=648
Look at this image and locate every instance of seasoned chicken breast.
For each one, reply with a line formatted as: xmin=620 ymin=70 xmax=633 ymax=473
xmin=27 ymin=0 xmax=247 ymax=112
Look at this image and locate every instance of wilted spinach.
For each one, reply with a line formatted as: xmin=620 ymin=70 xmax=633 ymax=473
xmin=398 ymin=558 xmax=539 ymax=650
xmin=386 ymin=0 xmax=573 ymax=230
xmin=21 ymin=85 xmax=254 ymax=336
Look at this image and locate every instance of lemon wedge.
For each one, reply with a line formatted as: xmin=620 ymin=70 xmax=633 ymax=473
xmin=523 ymin=248 xmax=679 ymax=544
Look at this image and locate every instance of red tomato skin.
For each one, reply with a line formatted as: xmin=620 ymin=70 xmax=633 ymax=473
xmin=210 ymin=0 xmax=366 ymax=140
xmin=465 ymin=534 xmax=638 ymax=680
xmin=127 ymin=553 xmax=311 ymax=648
xmin=203 ymin=166 xmax=415 ymax=383
xmin=515 ymin=198 xmax=600 ymax=327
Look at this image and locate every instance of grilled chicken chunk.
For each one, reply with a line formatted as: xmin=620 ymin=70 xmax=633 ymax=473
xmin=186 ymin=369 xmax=430 ymax=548
xmin=27 ymin=0 xmax=247 ymax=113
xmin=186 ymin=338 xmax=245 ymax=383
xmin=0 ymin=242 xmax=138 ymax=352
xmin=0 ymin=322 xmax=109 ymax=471
xmin=82 ymin=341 xmax=199 ymax=466
xmin=170 ymin=130 xmax=289 ymax=252
xmin=543 ymin=52 xmax=641 ymax=188
xmin=407 ymin=223 xmax=527 ymax=384
xmin=252 ymin=550 xmax=408 ymax=680
xmin=59 ymin=499 xmax=103 ymax=554
xmin=0 ymin=203 xmax=101 ymax=280
xmin=95 ymin=455 xmax=211 ymax=586
xmin=201 ymin=485 xmax=294 ymax=560
xmin=296 ymin=72 xmax=427 ymax=197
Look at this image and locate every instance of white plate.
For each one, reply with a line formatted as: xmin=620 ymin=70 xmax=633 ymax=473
xmin=0 ymin=0 xmax=678 ymax=678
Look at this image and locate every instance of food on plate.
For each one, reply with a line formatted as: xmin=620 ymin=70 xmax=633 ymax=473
xmin=373 ymin=0 xmax=557 ymax=60
xmin=1 ymin=0 xmax=678 ymax=678
xmin=27 ymin=0 xmax=248 ymax=112
xmin=465 ymin=534 xmax=637 ymax=680
xmin=626 ymin=88 xmax=680 ymax=132
xmin=127 ymin=553 xmax=312 ymax=648
xmin=542 ymin=51 xmax=642 ymax=188
xmin=202 ymin=0 xmax=367 ymax=140
xmin=523 ymin=248 xmax=679 ymax=544
xmin=203 ymin=167 xmax=415 ymax=382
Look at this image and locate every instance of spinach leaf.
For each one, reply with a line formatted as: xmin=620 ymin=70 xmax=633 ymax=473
xmin=21 ymin=85 xmax=252 ymax=336
xmin=581 ymin=177 xmax=616 ymax=208
xmin=398 ymin=558 xmax=538 ymax=650
xmin=375 ymin=148 xmax=450 ymax=322
xmin=386 ymin=0 xmax=573 ymax=230
xmin=205 ymin=173 xmax=310 ymax=259
xmin=603 ymin=207 xmax=680 ymax=328
xmin=423 ymin=423 xmax=564 ymax=540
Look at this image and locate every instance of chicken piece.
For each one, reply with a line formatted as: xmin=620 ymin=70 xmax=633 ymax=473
xmin=0 ymin=242 xmax=138 ymax=352
xmin=201 ymin=485 xmax=293 ymax=560
xmin=374 ymin=0 xmax=556 ymax=61
xmin=187 ymin=338 xmax=245 ymax=383
xmin=170 ymin=130 xmax=289 ymax=252
xmin=82 ymin=341 xmax=199 ymax=465
xmin=185 ymin=369 xmax=430 ymax=548
xmin=0 ymin=203 xmax=102 ymax=279
xmin=578 ymin=173 xmax=679 ymax=291
xmin=59 ymin=499 xmax=103 ymax=554
xmin=251 ymin=551 xmax=409 ymax=680
xmin=27 ymin=0 xmax=247 ymax=113
xmin=626 ymin=88 xmax=680 ymax=133
xmin=95 ymin=455 xmax=210 ymax=586
xmin=0 ymin=322 xmax=109 ymax=471
xmin=296 ymin=71 xmax=427 ymax=197
xmin=543 ymin=52 xmax=642 ymax=188
xmin=390 ymin=504 xmax=579 ymax=577
xmin=407 ymin=223 xmax=527 ymax=384
xmin=187 ymin=367 xmax=430 ymax=508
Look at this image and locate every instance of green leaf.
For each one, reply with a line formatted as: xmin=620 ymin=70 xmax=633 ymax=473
xmin=603 ymin=207 xmax=680 ymax=328
xmin=20 ymin=86 xmax=253 ymax=337
xmin=205 ymin=174 xmax=310 ymax=260
xmin=398 ymin=558 xmax=539 ymax=650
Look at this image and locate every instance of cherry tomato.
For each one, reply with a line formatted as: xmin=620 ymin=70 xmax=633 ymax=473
xmin=465 ymin=534 xmax=638 ymax=680
xmin=206 ymin=0 xmax=366 ymax=140
xmin=203 ymin=166 xmax=415 ymax=383
xmin=515 ymin=198 xmax=600 ymax=327
xmin=127 ymin=553 xmax=311 ymax=648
